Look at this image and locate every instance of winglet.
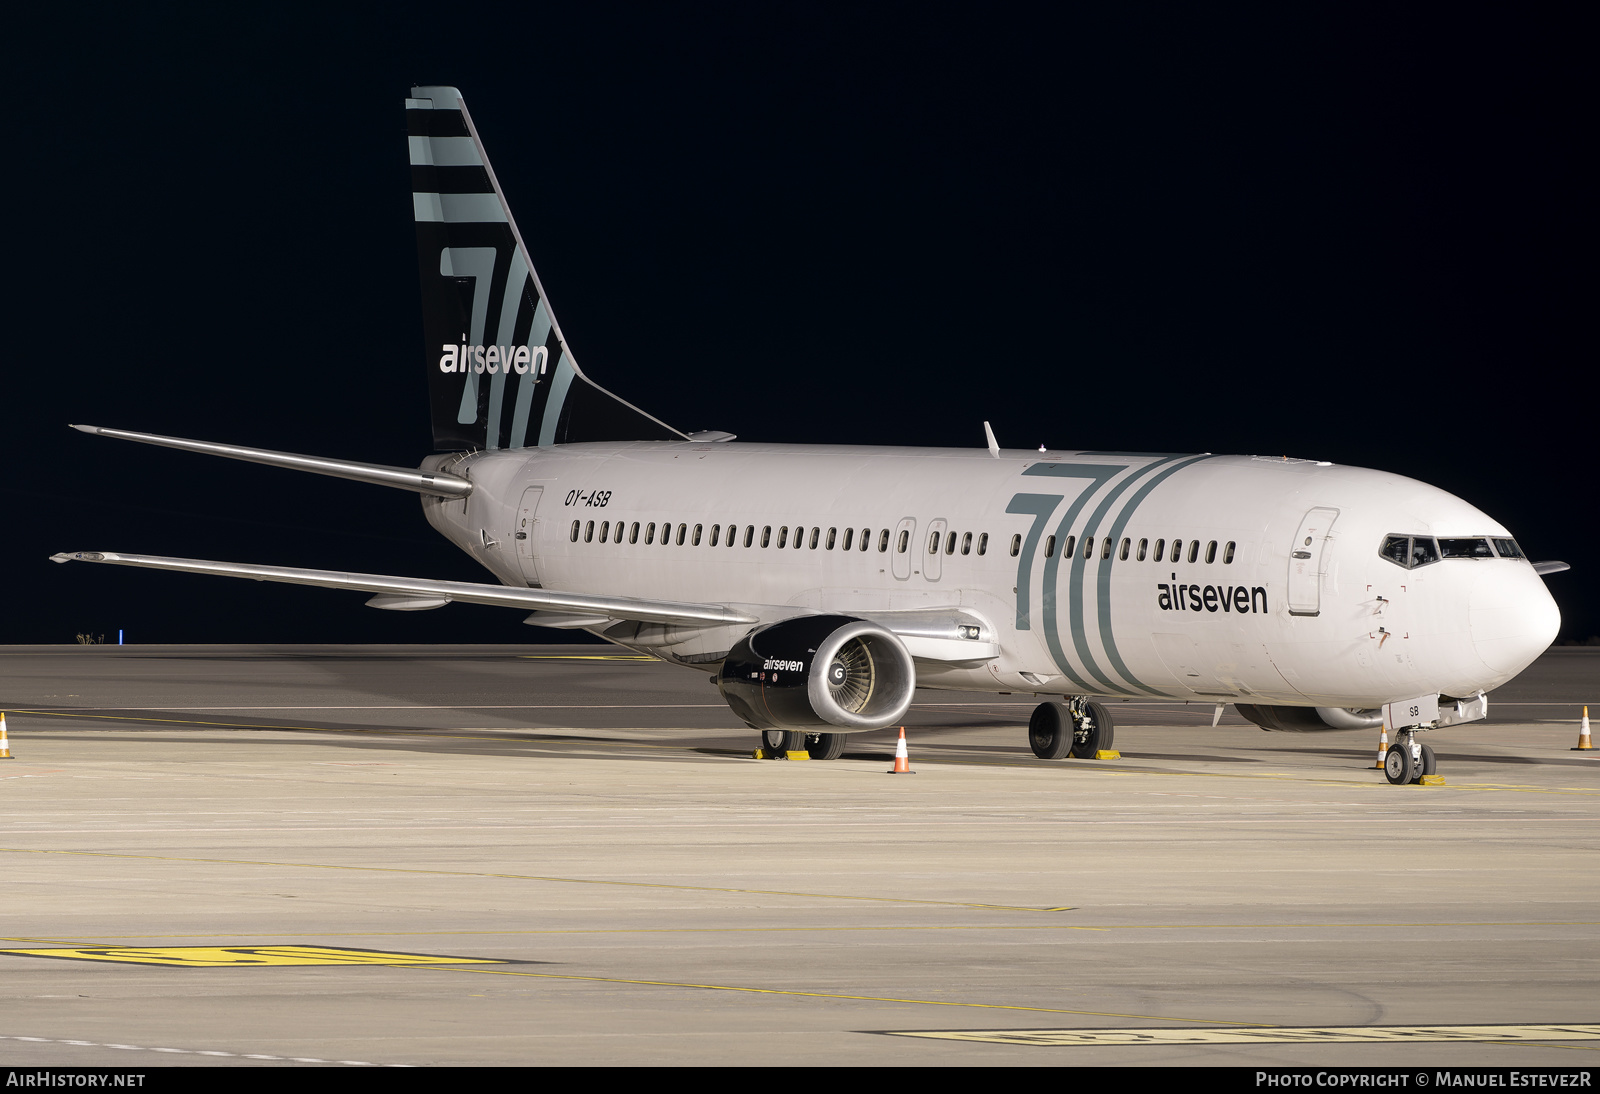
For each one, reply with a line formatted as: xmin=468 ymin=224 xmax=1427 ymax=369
xmin=983 ymin=421 xmax=1000 ymax=459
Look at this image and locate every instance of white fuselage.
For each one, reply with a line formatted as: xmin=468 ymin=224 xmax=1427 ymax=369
xmin=423 ymin=441 xmax=1559 ymax=708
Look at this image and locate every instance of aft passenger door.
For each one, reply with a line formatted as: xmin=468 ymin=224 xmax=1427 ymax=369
xmin=1287 ymin=506 xmax=1339 ymax=616
xmin=515 ymin=486 xmax=545 ymax=587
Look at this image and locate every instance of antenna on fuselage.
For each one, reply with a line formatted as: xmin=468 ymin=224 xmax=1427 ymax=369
xmin=982 ymin=421 xmax=1000 ymax=459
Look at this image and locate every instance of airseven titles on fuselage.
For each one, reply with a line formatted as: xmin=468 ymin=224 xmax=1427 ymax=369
xmin=1158 ymin=576 xmax=1268 ymax=614
xmin=438 ymin=343 xmax=549 ymax=376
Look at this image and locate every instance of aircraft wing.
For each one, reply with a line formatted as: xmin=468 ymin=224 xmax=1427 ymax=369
xmin=49 ymin=551 xmax=758 ymax=628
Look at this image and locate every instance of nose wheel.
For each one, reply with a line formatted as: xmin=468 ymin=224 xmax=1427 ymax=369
xmin=1383 ymin=732 xmax=1437 ymax=785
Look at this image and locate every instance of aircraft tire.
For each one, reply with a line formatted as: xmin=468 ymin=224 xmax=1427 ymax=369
xmin=1384 ymin=743 xmax=1414 ymax=785
xmin=762 ymin=730 xmax=805 ymax=754
xmin=1420 ymin=743 xmax=1437 ymax=777
xmin=806 ymin=732 xmax=846 ymax=760
xmin=1071 ymin=701 xmax=1116 ymax=758
xmin=1028 ymin=703 xmax=1072 ymax=760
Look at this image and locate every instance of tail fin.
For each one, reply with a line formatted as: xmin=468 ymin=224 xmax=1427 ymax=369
xmin=408 ymin=86 xmax=686 ymax=451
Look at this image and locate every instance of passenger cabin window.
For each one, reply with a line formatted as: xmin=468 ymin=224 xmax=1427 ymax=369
xmin=929 ymin=531 xmax=941 ymax=555
xmin=1101 ymin=537 xmax=1113 ymax=561
xmin=743 ymin=526 xmax=754 ymax=548
xmin=961 ymin=532 xmax=972 ymax=556
xmin=897 ymin=530 xmax=909 ymax=553
xmin=880 ymin=530 xmax=891 ymax=553
xmin=1187 ymin=540 xmax=1199 ymax=563
xmin=645 ymin=522 xmax=656 ymax=545
xmin=1119 ymin=538 xmax=1130 ymax=561
xmin=977 ymin=533 xmax=988 ymax=556
xmin=1009 ymin=534 xmax=1021 ymax=557
xmin=1063 ymin=535 xmax=1076 ymax=558
xmin=1137 ymin=538 xmax=1148 ymax=561
xmin=1044 ymin=535 xmax=1056 ymax=558
xmin=945 ymin=531 xmax=957 ymax=555
xmin=1205 ymin=540 xmax=1217 ymax=564
xmin=570 ymin=520 xmax=580 ymax=542
xmin=777 ymin=526 xmax=788 ymax=549
xmin=1154 ymin=539 xmax=1166 ymax=562
xmin=1082 ymin=537 xmax=1094 ymax=560
xmin=826 ymin=528 xmax=837 ymax=550
xmin=1223 ymin=541 xmax=1235 ymax=564
xmin=842 ymin=528 xmax=853 ymax=551
xmin=630 ymin=522 xmax=640 ymax=544
xmin=761 ymin=526 xmax=772 ymax=548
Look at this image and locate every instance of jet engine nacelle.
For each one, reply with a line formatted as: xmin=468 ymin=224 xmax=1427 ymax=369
xmin=717 ymin=615 xmax=917 ymax=731
xmin=1234 ymin=703 xmax=1385 ymax=732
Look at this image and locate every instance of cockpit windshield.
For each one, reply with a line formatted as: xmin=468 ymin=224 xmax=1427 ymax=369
xmin=1379 ymin=535 xmax=1526 ymax=569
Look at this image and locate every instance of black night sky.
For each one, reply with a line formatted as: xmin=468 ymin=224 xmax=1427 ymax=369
xmin=6 ymin=6 xmax=1591 ymax=645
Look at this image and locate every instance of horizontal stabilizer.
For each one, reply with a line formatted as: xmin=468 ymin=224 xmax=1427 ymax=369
xmin=49 ymin=551 xmax=757 ymax=628
xmin=70 ymin=425 xmax=472 ymax=498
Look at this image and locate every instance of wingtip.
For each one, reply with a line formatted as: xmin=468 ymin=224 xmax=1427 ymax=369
xmin=69 ymin=423 xmax=100 ymax=434
xmin=49 ymin=551 xmax=104 ymax=563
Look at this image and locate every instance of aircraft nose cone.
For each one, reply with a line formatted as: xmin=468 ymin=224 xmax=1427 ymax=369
xmin=1469 ymin=565 xmax=1560 ymax=678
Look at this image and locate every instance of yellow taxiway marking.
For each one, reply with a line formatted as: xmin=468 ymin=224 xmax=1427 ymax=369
xmin=879 ymin=1024 xmax=1600 ymax=1046
xmin=403 ymin=963 xmax=1270 ymax=1025
xmin=0 ymin=846 xmax=1070 ymax=913
xmin=0 ymin=945 xmax=508 ymax=968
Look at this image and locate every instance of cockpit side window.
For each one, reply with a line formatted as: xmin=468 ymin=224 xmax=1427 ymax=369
xmin=1379 ymin=535 xmax=1440 ymax=570
xmin=1380 ymin=535 xmax=1410 ymax=567
xmin=1492 ymin=538 xmax=1526 ymax=559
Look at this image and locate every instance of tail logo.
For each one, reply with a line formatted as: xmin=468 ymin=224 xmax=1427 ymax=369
xmin=438 ymin=343 xmax=549 ymax=377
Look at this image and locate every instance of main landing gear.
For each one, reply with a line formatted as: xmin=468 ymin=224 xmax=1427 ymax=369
xmin=1383 ymin=730 xmax=1437 ymax=785
xmin=1028 ymin=699 xmax=1116 ymax=760
xmin=758 ymin=730 xmax=847 ymax=760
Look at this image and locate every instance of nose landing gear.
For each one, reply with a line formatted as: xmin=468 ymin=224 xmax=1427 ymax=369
xmin=1383 ymin=730 xmax=1438 ymax=785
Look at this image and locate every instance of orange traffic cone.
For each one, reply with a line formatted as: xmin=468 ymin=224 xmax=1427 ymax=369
xmin=0 ymin=713 xmax=12 ymax=760
xmin=1575 ymin=706 xmax=1593 ymax=752
xmin=887 ymin=726 xmax=914 ymax=774
xmin=1374 ymin=724 xmax=1388 ymax=769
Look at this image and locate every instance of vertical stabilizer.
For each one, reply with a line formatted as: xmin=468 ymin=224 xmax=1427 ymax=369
xmin=408 ymin=86 xmax=686 ymax=450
